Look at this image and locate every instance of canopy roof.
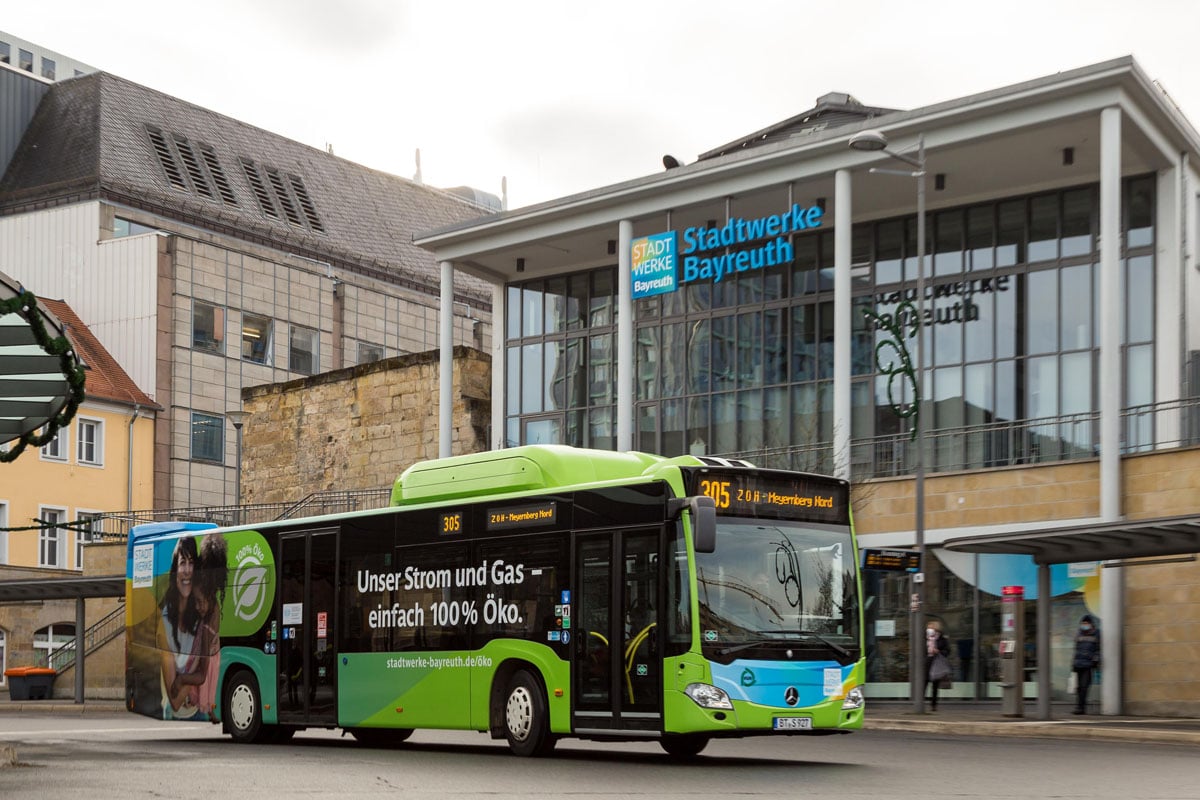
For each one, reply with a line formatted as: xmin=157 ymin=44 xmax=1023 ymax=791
xmin=0 ymin=574 xmax=124 ymax=602
xmin=943 ymin=514 xmax=1200 ymax=565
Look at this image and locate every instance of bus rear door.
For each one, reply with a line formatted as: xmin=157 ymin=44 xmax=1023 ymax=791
xmin=572 ymin=528 xmax=662 ymax=736
xmin=278 ymin=528 xmax=338 ymax=727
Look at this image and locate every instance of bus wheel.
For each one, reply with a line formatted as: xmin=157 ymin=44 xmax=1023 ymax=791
xmin=660 ymin=733 xmax=709 ymax=759
xmin=224 ymin=670 xmax=264 ymax=744
xmin=503 ymin=670 xmax=555 ymax=757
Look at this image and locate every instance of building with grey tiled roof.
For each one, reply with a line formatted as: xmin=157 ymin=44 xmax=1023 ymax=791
xmin=0 ymin=67 xmax=496 ymax=509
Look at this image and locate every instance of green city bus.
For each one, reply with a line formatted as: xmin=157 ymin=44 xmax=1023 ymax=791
xmin=125 ymin=445 xmax=865 ymax=757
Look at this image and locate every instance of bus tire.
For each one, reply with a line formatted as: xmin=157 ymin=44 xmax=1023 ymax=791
xmin=503 ymin=669 xmax=556 ymax=757
xmin=224 ymin=670 xmax=265 ymax=744
xmin=660 ymin=733 xmax=709 ymax=759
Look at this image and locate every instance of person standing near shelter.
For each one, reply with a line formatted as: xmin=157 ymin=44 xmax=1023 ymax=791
xmin=1072 ymin=614 xmax=1101 ymax=714
xmin=924 ymin=619 xmax=951 ymax=711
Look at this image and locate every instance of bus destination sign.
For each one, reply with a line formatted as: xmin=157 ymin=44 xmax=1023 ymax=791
xmin=684 ymin=469 xmax=849 ymax=525
xmin=486 ymin=501 xmax=558 ymax=531
xmin=861 ymin=548 xmax=921 ymax=572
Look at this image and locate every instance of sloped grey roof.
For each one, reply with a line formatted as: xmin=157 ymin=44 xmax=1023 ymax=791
xmin=698 ymin=91 xmax=897 ymax=161
xmin=0 ymin=72 xmax=494 ymax=302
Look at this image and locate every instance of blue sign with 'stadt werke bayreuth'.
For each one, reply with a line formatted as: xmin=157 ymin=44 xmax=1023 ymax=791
xmin=630 ymin=231 xmax=677 ymax=299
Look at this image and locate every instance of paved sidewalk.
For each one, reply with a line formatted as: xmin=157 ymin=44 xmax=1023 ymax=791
xmin=3 ymin=698 xmax=1199 ymax=746
xmin=867 ymin=701 xmax=1200 ymax=746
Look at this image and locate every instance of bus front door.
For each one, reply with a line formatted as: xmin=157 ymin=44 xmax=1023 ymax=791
xmin=573 ymin=529 xmax=662 ymax=736
xmin=278 ymin=529 xmax=338 ymax=727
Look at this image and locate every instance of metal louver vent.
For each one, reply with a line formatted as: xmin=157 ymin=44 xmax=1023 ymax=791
xmin=173 ymin=135 xmax=214 ymax=199
xmin=198 ymin=144 xmax=238 ymax=206
xmin=288 ymin=174 xmax=325 ymax=232
xmin=240 ymin=158 xmax=279 ymax=219
xmin=145 ymin=125 xmax=187 ymax=190
xmin=265 ymin=168 xmax=303 ymax=227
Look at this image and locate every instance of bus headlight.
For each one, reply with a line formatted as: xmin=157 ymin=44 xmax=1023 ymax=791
xmin=841 ymin=686 xmax=865 ymax=710
xmin=685 ymin=683 xmax=734 ymax=710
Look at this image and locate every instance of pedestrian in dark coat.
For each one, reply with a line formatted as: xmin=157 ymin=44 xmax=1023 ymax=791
xmin=924 ymin=620 xmax=951 ymax=711
xmin=1071 ymin=614 xmax=1101 ymax=714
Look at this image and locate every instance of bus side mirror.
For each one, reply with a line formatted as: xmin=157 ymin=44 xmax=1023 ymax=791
xmin=690 ymin=495 xmax=717 ymax=554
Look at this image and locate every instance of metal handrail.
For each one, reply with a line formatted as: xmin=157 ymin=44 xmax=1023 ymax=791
xmin=83 ymin=487 xmax=393 ymax=542
xmin=44 ymin=603 xmax=126 ymax=672
xmin=723 ymin=396 xmax=1200 ymax=480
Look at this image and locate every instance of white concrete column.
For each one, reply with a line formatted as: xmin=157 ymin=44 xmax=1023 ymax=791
xmin=617 ymin=219 xmax=634 ymax=451
xmin=1155 ymin=162 xmax=1182 ymax=444
xmin=1099 ymin=107 xmax=1122 ymax=521
xmin=492 ymin=282 xmax=506 ymax=450
xmin=439 ymin=260 xmax=453 ymax=458
xmin=834 ymin=170 xmax=852 ymax=480
xmin=1098 ymin=106 xmax=1123 ymax=715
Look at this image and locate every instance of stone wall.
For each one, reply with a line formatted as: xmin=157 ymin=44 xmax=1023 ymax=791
xmin=854 ymin=460 xmax=1101 ymax=535
xmin=240 ymin=345 xmax=490 ymax=502
xmin=1119 ymin=448 xmax=1200 ymax=716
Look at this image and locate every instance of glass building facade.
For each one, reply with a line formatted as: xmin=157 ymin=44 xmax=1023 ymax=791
xmin=505 ymin=176 xmax=1156 ymax=469
xmin=501 ymin=175 xmax=1159 ymax=701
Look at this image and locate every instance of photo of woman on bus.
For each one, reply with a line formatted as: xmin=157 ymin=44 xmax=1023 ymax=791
xmin=172 ymin=533 xmax=229 ymax=717
xmin=157 ymin=536 xmax=202 ymax=719
xmin=157 ymin=533 xmax=228 ymax=720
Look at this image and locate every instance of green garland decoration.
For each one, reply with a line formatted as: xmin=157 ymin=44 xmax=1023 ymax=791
xmin=0 ymin=290 xmax=87 ymax=463
xmin=862 ymin=301 xmax=921 ymax=441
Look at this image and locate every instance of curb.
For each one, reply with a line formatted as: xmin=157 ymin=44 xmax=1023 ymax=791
xmin=0 ymin=702 xmax=125 ymax=714
xmin=867 ymin=718 xmax=1200 ymax=746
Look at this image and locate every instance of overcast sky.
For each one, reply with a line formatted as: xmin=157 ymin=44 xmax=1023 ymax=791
xmin=6 ymin=1 xmax=1200 ymax=210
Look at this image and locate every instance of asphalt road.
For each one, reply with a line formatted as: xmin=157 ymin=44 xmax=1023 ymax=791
xmin=1 ymin=713 xmax=1196 ymax=799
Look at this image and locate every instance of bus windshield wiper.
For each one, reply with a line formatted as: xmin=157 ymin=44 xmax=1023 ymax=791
xmin=716 ymin=638 xmax=785 ymax=657
xmin=784 ymin=630 xmax=852 ymax=659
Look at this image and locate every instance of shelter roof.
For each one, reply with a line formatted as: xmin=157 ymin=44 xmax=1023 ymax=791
xmin=943 ymin=514 xmax=1200 ymax=565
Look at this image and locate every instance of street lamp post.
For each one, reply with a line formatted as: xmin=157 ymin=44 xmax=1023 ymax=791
xmin=849 ymin=129 xmax=928 ymax=714
xmin=226 ymin=409 xmax=247 ymax=525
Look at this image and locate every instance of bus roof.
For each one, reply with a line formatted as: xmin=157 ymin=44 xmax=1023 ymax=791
xmin=393 ymin=445 xmax=706 ymax=506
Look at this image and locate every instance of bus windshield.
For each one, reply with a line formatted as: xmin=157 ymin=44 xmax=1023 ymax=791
xmin=695 ymin=518 xmax=859 ymax=664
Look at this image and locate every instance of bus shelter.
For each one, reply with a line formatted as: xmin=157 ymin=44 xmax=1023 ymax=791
xmin=943 ymin=515 xmax=1200 ymax=718
xmin=0 ymin=576 xmax=125 ymax=703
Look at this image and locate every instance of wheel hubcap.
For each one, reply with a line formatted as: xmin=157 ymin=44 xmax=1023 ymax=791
xmin=229 ymin=683 xmax=255 ymax=731
xmin=505 ymin=686 xmax=533 ymax=742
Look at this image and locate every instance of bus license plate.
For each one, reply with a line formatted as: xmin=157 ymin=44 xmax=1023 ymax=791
xmin=773 ymin=717 xmax=812 ymax=731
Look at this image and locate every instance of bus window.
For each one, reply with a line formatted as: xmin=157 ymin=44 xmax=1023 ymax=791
xmin=477 ymin=536 xmax=567 ymax=644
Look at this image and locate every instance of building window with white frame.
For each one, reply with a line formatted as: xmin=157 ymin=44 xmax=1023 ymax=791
xmin=18 ymin=48 xmax=32 ymax=72
xmin=0 ymin=42 xmax=10 ymax=64
xmin=289 ymin=324 xmax=318 ymax=375
xmin=34 ymin=623 xmax=75 ymax=661
xmin=39 ymin=508 xmax=66 ymax=567
xmin=193 ymin=300 xmax=225 ymax=354
xmin=242 ymin=311 xmax=273 ymax=364
xmin=41 ymin=57 xmax=55 ymax=80
xmin=41 ymin=427 xmax=68 ymax=462
xmin=75 ymin=512 xmax=103 ymax=571
xmin=190 ymin=412 xmax=224 ymax=462
xmin=77 ymin=418 xmax=103 ymax=466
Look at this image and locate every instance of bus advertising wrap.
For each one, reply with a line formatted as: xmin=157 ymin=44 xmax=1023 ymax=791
xmin=126 ymin=526 xmax=275 ymax=721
